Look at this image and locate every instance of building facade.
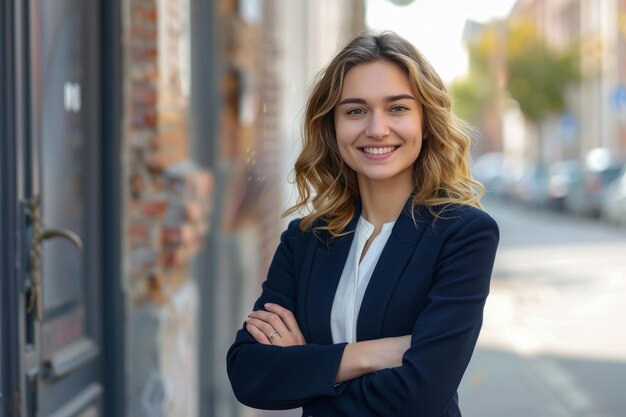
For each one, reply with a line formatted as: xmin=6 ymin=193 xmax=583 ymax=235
xmin=509 ymin=0 xmax=626 ymax=167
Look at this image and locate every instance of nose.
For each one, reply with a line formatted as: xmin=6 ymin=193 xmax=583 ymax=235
xmin=365 ymin=111 xmax=390 ymax=139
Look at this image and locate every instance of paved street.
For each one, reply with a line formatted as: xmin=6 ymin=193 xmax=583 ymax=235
xmin=459 ymin=198 xmax=626 ymax=417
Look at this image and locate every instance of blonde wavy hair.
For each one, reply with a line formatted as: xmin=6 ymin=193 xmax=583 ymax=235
xmin=284 ymin=32 xmax=484 ymax=237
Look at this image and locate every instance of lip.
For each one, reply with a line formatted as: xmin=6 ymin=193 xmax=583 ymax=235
xmin=358 ymin=145 xmax=400 ymax=160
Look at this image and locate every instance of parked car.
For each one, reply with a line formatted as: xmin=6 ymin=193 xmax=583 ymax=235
xmin=472 ymin=152 xmax=507 ymax=197
xmin=545 ymin=160 xmax=582 ymax=210
xmin=601 ymin=164 xmax=626 ymax=226
xmin=513 ymin=165 xmax=548 ymax=207
xmin=472 ymin=152 xmax=521 ymax=200
xmin=565 ymin=162 xmax=624 ymax=217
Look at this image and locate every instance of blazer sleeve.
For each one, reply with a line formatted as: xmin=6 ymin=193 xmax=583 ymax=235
xmin=226 ymin=219 xmax=347 ymax=410
xmin=318 ymin=212 xmax=499 ymax=417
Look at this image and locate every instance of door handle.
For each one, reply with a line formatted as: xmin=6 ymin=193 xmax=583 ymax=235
xmin=40 ymin=228 xmax=83 ymax=250
xmin=27 ymin=195 xmax=84 ymax=320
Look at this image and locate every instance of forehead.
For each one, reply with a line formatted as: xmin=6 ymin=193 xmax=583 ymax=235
xmin=339 ymin=60 xmax=412 ymax=98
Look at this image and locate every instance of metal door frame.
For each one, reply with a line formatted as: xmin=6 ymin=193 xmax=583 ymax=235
xmin=101 ymin=0 xmax=125 ymax=415
xmin=1 ymin=1 xmax=14 ymax=414
xmin=1 ymin=0 xmax=36 ymax=415
xmin=18 ymin=0 xmax=40 ymax=410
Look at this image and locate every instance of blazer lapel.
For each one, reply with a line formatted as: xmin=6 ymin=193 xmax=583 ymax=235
xmin=305 ymin=208 xmax=361 ymax=345
xmin=356 ymin=205 xmax=429 ymax=341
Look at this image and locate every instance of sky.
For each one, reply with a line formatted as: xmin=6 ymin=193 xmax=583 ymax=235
xmin=366 ymin=0 xmax=518 ymax=83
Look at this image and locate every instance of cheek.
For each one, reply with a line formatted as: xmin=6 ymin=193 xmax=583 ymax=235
xmin=334 ymin=122 xmax=358 ymax=150
xmin=334 ymin=134 xmax=358 ymax=169
xmin=406 ymin=126 xmax=424 ymax=151
xmin=336 ymin=140 xmax=355 ymax=167
xmin=413 ymin=140 xmax=423 ymax=159
xmin=411 ymin=141 xmax=424 ymax=167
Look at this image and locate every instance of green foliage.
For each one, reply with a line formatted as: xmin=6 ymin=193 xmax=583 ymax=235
xmin=452 ymin=19 xmax=579 ymax=123
xmin=505 ymin=21 xmax=579 ymax=121
xmin=451 ymin=25 xmax=500 ymax=123
xmin=450 ymin=72 xmax=494 ymax=122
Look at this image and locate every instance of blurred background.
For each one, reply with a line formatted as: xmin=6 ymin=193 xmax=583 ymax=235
xmin=1 ymin=0 xmax=625 ymax=416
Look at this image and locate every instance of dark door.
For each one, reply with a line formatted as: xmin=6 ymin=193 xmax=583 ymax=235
xmin=7 ymin=0 xmax=105 ymax=416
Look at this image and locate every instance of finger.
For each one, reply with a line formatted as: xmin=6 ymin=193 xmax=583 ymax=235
xmin=245 ymin=317 xmax=277 ymax=337
xmin=264 ymin=303 xmax=301 ymax=335
xmin=248 ymin=310 xmax=289 ymax=336
xmin=246 ymin=324 xmax=270 ymax=344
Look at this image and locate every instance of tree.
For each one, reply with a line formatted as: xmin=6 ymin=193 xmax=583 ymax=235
xmin=450 ymin=23 xmax=501 ymax=123
xmin=451 ymin=19 xmax=579 ymax=124
xmin=505 ymin=20 xmax=579 ymax=122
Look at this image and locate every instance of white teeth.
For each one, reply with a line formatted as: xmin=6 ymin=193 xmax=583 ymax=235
xmin=362 ymin=146 xmax=396 ymax=155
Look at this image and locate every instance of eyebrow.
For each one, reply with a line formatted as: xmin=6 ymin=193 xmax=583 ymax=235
xmin=337 ymin=94 xmax=416 ymax=106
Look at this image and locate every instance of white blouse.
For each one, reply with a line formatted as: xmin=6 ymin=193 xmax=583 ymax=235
xmin=330 ymin=216 xmax=396 ymax=344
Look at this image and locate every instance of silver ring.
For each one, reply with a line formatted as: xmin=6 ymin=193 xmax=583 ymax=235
xmin=268 ymin=330 xmax=278 ymax=339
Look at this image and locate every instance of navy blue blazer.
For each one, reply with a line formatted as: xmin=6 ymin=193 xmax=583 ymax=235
xmin=227 ymin=201 xmax=499 ymax=417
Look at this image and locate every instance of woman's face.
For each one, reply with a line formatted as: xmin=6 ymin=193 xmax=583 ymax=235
xmin=333 ymin=60 xmax=424 ymax=192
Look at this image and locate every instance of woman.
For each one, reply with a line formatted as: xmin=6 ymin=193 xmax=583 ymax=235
xmin=226 ymin=32 xmax=499 ymax=417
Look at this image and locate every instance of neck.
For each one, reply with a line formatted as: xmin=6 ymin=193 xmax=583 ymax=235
xmin=358 ymin=177 xmax=414 ymax=231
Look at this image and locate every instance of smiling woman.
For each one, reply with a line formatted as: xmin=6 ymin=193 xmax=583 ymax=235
xmin=226 ymin=32 xmax=499 ymax=417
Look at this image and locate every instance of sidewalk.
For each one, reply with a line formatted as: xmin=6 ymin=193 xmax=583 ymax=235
xmin=460 ymin=343 xmax=625 ymax=417
xmin=460 ymin=348 xmax=574 ymax=417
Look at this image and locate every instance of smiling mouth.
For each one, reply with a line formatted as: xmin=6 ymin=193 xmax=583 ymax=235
xmin=360 ymin=146 xmax=399 ymax=155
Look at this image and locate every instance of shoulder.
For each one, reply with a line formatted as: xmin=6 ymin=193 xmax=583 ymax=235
xmin=418 ymin=204 xmax=499 ymax=270
xmin=420 ymin=204 xmax=499 ymax=240
xmin=285 ymin=217 xmax=304 ymax=235
xmin=282 ymin=216 xmax=346 ymax=246
xmin=281 ymin=217 xmax=305 ymax=243
xmin=437 ymin=204 xmax=497 ymax=226
xmin=276 ymin=218 xmax=329 ymax=267
xmin=281 ymin=217 xmax=319 ymax=247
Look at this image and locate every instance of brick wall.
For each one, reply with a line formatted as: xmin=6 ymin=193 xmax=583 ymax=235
xmin=123 ymin=0 xmax=212 ymax=415
xmin=126 ymin=0 xmax=213 ymax=305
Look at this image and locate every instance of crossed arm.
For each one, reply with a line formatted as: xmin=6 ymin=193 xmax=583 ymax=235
xmin=246 ymin=303 xmax=411 ymax=383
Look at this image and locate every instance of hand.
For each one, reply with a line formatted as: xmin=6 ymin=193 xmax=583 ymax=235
xmin=246 ymin=303 xmax=306 ymax=347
